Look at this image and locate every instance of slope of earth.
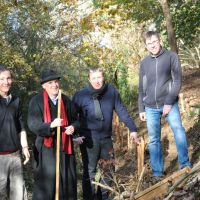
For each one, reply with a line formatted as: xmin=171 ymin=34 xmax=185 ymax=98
xmin=113 ymin=68 xmax=200 ymax=199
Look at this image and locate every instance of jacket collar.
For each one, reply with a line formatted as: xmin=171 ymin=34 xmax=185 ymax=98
xmin=0 ymin=93 xmax=13 ymax=105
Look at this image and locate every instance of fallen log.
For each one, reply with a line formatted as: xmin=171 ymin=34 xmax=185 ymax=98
xmin=163 ymin=161 xmax=200 ymax=200
xmin=134 ymin=167 xmax=191 ymax=200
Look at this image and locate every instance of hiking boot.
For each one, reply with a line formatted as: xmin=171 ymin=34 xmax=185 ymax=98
xmin=151 ymin=176 xmax=164 ymax=185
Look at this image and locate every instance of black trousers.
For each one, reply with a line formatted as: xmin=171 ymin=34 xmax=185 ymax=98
xmin=32 ymin=146 xmax=77 ymax=200
xmin=80 ymin=137 xmax=114 ymax=200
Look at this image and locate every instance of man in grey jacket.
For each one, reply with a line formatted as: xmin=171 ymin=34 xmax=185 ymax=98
xmin=138 ymin=31 xmax=191 ymax=178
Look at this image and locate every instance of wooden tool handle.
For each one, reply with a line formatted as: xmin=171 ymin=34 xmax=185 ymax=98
xmin=55 ymin=89 xmax=62 ymax=200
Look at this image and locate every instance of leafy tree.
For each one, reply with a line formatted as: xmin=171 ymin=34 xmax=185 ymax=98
xmin=0 ymin=1 xmax=86 ymax=96
xmin=173 ymin=0 xmax=200 ymax=46
xmin=94 ymin=0 xmax=199 ymax=48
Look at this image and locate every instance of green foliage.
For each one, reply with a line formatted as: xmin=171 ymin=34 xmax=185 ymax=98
xmin=116 ymin=0 xmax=161 ymax=22
xmin=115 ymin=62 xmax=138 ymax=106
xmin=0 ymin=33 xmax=36 ymax=96
xmin=0 ymin=1 xmax=85 ymax=98
xmin=179 ymin=38 xmax=200 ymax=69
xmin=172 ymin=1 xmax=200 ymax=46
xmin=107 ymin=0 xmax=199 ymax=46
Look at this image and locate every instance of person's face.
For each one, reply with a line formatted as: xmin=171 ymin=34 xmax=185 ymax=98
xmin=42 ymin=79 xmax=59 ymax=97
xmin=89 ymin=71 xmax=104 ymax=90
xmin=145 ymin=35 xmax=161 ymax=55
xmin=0 ymin=70 xmax=12 ymax=97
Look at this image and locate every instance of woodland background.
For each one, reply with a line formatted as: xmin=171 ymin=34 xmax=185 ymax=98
xmin=1 ymin=0 xmax=199 ymax=104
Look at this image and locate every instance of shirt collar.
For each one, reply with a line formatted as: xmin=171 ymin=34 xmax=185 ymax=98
xmin=49 ymin=95 xmax=58 ymax=105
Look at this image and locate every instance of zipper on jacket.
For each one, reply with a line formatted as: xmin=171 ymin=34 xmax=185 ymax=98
xmin=155 ymin=57 xmax=159 ymax=108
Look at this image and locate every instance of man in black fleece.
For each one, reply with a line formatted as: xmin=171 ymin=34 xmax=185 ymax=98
xmin=138 ymin=31 xmax=191 ymax=178
xmin=0 ymin=64 xmax=30 ymax=200
xmin=73 ymin=68 xmax=140 ymax=200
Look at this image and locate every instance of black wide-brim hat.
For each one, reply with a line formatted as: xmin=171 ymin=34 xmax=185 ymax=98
xmin=41 ymin=69 xmax=61 ymax=84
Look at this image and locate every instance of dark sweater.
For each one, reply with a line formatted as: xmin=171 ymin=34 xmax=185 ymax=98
xmin=0 ymin=95 xmax=24 ymax=152
xmin=73 ymin=84 xmax=137 ymax=139
xmin=138 ymin=48 xmax=181 ymax=112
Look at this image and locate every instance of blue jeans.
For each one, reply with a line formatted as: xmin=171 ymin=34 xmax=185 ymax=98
xmin=80 ymin=137 xmax=114 ymax=200
xmin=145 ymin=103 xmax=191 ymax=176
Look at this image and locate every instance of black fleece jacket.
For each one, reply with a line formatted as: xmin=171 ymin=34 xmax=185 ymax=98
xmin=138 ymin=48 xmax=182 ymax=112
xmin=0 ymin=95 xmax=24 ymax=152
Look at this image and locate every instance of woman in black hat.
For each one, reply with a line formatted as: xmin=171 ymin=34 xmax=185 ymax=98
xmin=28 ymin=69 xmax=79 ymax=200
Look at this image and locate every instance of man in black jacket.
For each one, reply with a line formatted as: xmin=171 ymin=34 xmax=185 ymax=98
xmin=0 ymin=64 xmax=30 ymax=200
xmin=73 ymin=68 xmax=140 ymax=200
xmin=138 ymin=31 xmax=191 ymax=178
xmin=28 ymin=69 xmax=79 ymax=200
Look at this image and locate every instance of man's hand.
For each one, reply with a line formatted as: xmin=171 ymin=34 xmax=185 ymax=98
xmin=65 ymin=125 xmax=75 ymax=135
xmin=20 ymin=130 xmax=30 ymax=165
xmin=162 ymin=105 xmax=172 ymax=116
xmin=22 ymin=147 xmax=30 ymax=165
xmin=139 ymin=112 xmax=146 ymax=121
xmin=50 ymin=118 xmax=63 ymax=128
xmin=130 ymin=132 xmax=141 ymax=144
xmin=73 ymin=136 xmax=85 ymax=144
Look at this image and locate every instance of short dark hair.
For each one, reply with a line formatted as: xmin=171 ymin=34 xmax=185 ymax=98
xmin=0 ymin=64 xmax=10 ymax=73
xmin=143 ymin=31 xmax=160 ymax=43
xmin=88 ymin=67 xmax=104 ymax=78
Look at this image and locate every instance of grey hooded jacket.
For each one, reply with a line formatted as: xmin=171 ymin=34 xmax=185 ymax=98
xmin=138 ymin=48 xmax=182 ymax=113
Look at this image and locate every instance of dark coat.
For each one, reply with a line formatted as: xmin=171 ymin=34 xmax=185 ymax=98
xmin=73 ymin=84 xmax=137 ymax=139
xmin=28 ymin=92 xmax=78 ymax=200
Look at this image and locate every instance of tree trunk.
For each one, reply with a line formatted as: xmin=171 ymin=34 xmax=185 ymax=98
xmin=158 ymin=0 xmax=178 ymax=53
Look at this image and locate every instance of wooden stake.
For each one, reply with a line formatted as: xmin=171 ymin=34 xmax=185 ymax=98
xmin=55 ymin=89 xmax=62 ymax=200
xmin=137 ymin=137 xmax=145 ymax=176
xmin=127 ymin=128 xmax=130 ymax=150
xmin=115 ymin=114 xmax=120 ymax=145
xmin=136 ymin=165 xmax=146 ymax=193
xmin=120 ymin=123 xmax=124 ymax=148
